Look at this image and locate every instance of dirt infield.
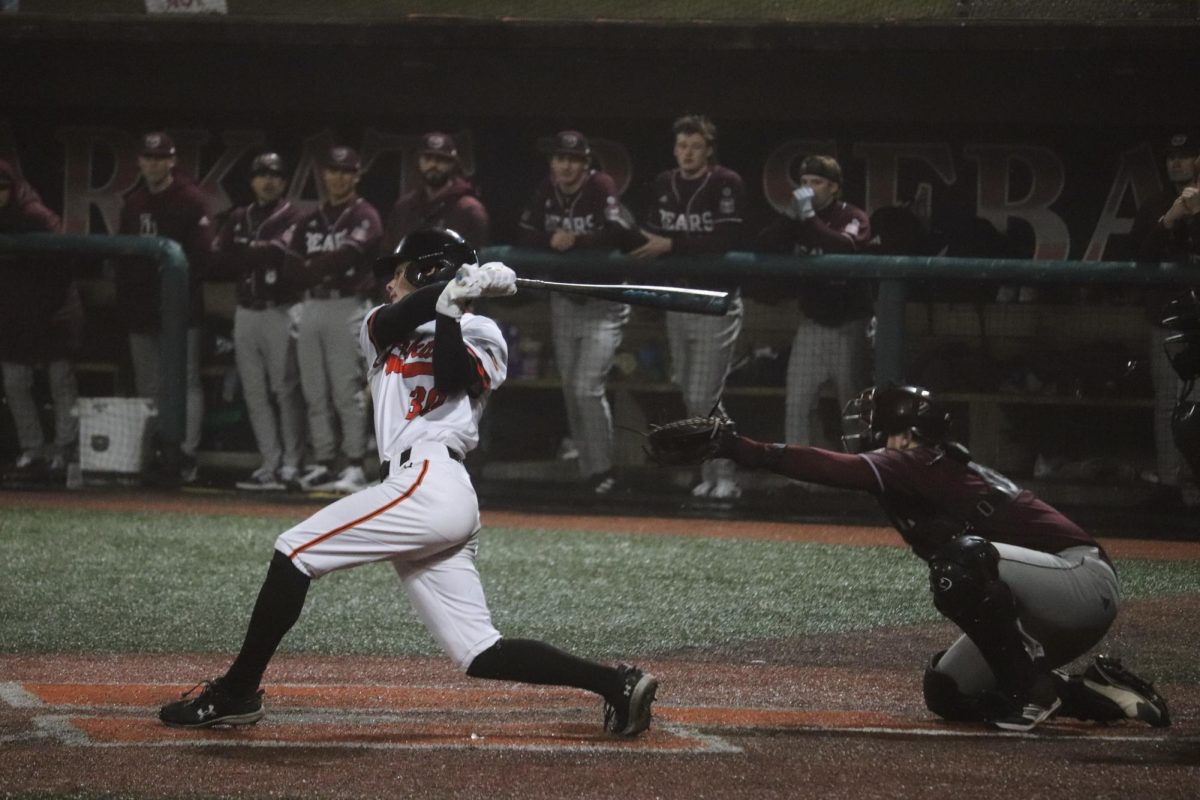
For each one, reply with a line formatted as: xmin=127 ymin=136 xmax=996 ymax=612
xmin=2 ymin=489 xmax=1198 ymax=799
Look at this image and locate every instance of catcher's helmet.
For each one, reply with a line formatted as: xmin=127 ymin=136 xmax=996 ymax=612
xmin=373 ymin=227 xmax=477 ymax=287
xmin=841 ymin=384 xmax=951 ymax=454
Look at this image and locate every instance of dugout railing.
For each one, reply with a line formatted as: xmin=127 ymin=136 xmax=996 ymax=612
xmin=0 ymin=233 xmax=190 ymax=470
xmin=0 ymin=237 xmax=1193 ymax=496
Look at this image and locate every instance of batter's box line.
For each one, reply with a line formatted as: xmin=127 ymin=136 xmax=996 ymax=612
xmin=30 ymin=714 xmax=740 ymax=755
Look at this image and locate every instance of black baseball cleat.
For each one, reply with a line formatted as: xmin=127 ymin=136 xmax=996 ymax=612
xmin=1083 ymin=655 xmax=1171 ymax=728
xmin=603 ymin=663 xmax=658 ymax=737
xmin=159 ymin=678 xmax=265 ymax=728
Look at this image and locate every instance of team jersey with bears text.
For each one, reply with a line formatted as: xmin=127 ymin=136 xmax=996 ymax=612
xmin=360 ymin=308 xmax=508 ymax=461
xmin=278 ymin=196 xmax=382 ymax=295
xmin=518 ymin=170 xmax=622 ymax=251
xmin=642 ymin=165 xmax=745 ymax=255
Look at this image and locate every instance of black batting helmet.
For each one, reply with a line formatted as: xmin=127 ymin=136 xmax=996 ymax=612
xmin=841 ymin=384 xmax=951 ymax=454
xmin=373 ymin=228 xmax=478 ymax=287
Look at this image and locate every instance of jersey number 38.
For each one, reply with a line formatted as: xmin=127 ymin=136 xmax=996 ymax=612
xmin=406 ymin=386 xmax=448 ymax=420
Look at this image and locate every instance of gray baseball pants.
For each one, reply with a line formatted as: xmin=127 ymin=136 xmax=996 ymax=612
xmin=932 ymin=543 xmax=1119 ymax=694
xmin=785 ymin=316 xmax=870 ymax=447
xmin=2 ymin=360 xmax=78 ymax=458
xmin=129 ymin=329 xmax=204 ymax=457
xmin=666 ymin=296 xmax=743 ymax=485
xmin=297 ymin=296 xmax=368 ymax=464
xmin=234 ymin=305 xmax=306 ymax=473
xmin=550 ymin=293 xmax=630 ymax=480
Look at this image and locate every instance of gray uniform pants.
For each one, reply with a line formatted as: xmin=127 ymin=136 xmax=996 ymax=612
xmin=234 ymin=305 xmax=306 ymax=472
xmin=666 ymin=296 xmax=743 ymax=484
xmin=785 ymin=316 xmax=870 ymax=447
xmin=932 ymin=543 xmax=1119 ymax=695
xmin=297 ymin=296 xmax=367 ymax=464
xmin=129 ymin=329 xmax=204 ymax=457
xmin=550 ymin=293 xmax=629 ymax=480
xmin=2 ymin=360 xmax=78 ymax=457
xmin=1149 ymin=324 xmax=1193 ymax=488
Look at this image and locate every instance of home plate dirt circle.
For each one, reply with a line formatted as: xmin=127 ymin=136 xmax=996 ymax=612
xmin=3 ymin=680 xmax=1186 ymax=755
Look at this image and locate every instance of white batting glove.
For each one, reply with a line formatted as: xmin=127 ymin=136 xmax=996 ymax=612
xmin=789 ymin=186 xmax=816 ymax=221
xmin=475 ymin=261 xmax=519 ymax=297
xmin=435 ymin=263 xmax=484 ymax=318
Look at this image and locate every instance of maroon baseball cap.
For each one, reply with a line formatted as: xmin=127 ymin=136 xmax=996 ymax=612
xmin=1165 ymin=132 xmax=1200 ymax=157
xmin=539 ymin=130 xmax=590 ymax=159
xmin=325 ymin=145 xmax=362 ymax=172
xmin=139 ymin=132 xmax=176 ymax=158
xmin=419 ymin=132 xmax=459 ymax=160
xmin=250 ymin=152 xmax=287 ymax=177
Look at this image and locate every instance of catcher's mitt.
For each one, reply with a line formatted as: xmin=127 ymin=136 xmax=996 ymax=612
xmin=644 ymin=416 xmax=736 ymax=466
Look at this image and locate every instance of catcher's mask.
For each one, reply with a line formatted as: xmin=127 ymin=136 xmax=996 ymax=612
xmin=841 ymin=384 xmax=950 ymax=454
xmin=373 ymin=227 xmax=477 ymax=287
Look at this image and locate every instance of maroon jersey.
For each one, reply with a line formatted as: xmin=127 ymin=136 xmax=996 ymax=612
xmin=208 ymin=198 xmax=304 ymax=309
xmin=278 ymin=195 xmax=382 ymax=297
xmin=729 ymin=437 xmax=1106 ymax=564
xmin=382 ymin=176 xmax=490 ymax=254
xmin=643 ymin=165 xmax=745 ymax=255
xmin=115 ymin=174 xmax=211 ymax=332
xmin=758 ymin=199 xmax=874 ymax=327
xmin=0 ymin=159 xmax=79 ymax=362
xmin=518 ymin=170 xmax=623 ymax=251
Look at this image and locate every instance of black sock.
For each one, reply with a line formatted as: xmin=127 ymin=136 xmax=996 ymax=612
xmin=466 ymin=638 xmax=623 ymax=700
xmin=222 ymin=550 xmax=310 ymax=696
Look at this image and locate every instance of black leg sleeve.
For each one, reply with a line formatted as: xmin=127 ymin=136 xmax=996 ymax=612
xmin=222 ymin=550 xmax=311 ymax=695
xmin=466 ymin=638 xmax=623 ymax=701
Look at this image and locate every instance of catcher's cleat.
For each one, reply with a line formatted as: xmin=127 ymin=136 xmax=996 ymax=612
xmin=159 ymin=678 xmax=265 ymax=728
xmin=992 ymin=696 xmax=1062 ymax=732
xmin=1083 ymin=655 xmax=1171 ymax=727
xmin=992 ymin=673 xmax=1061 ymax=732
xmin=603 ymin=664 xmax=658 ymax=737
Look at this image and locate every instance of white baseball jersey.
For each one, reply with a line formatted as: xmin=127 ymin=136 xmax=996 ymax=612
xmin=360 ymin=307 xmax=508 ymax=461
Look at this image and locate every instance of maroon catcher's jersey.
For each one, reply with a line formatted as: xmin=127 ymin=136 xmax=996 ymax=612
xmin=518 ymin=170 xmax=622 ymax=251
xmin=727 ymin=437 xmax=1106 ymax=564
xmin=859 ymin=445 xmax=1106 ymax=563
xmin=642 ymin=165 xmax=745 ymax=255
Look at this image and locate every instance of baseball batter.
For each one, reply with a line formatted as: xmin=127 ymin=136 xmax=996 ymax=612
xmin=710 ymin=384 xmax=1169 ymax=732
xmin=519 ymin=130 xmax=630 ymax=493
xmin=159 ymin=228 xmax=658 ymax=738
xmin=632 ymin=114 xmax=745 ymax=499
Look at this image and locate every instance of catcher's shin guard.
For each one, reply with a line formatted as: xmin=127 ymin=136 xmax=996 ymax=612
xmin=928 ymin=536 xmax=1043 ymax=703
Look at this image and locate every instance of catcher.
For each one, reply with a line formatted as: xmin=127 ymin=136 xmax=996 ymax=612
xmin=645 ymin=385 xmax=1170 ymax=732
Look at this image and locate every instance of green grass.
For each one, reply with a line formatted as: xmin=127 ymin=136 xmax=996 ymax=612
xmin=3 ymin=508 xmax=1198 ymax=666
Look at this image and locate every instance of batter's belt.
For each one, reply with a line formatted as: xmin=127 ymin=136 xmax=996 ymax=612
xmin=380 ymin=442 xmax=464 ymax=480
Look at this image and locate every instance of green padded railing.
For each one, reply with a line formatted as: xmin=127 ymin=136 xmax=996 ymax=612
xmin=481 ymin=246 xmax=1196 ymax=383
xmin=0 ymin=233 xmax=189 ymax=449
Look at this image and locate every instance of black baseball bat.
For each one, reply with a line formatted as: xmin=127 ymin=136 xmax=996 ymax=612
xmin=514 ymin=278 xmax=731 ymax=316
